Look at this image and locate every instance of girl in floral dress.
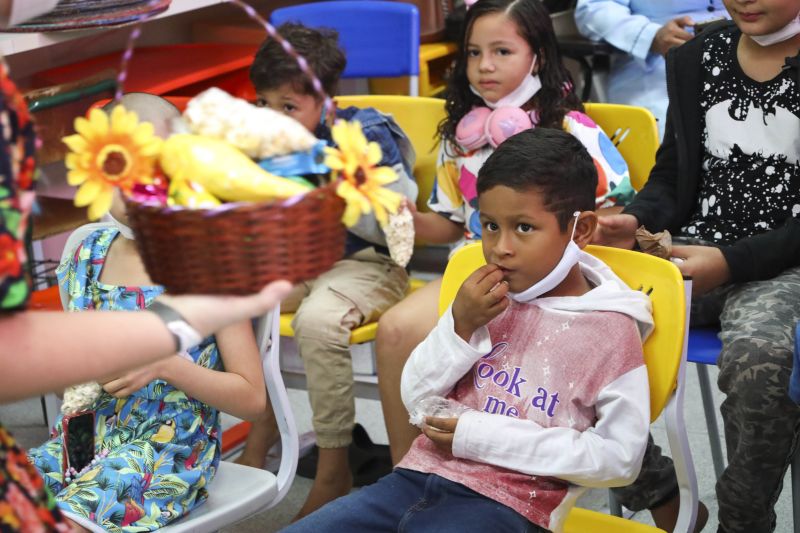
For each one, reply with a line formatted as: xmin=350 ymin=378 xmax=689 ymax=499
xmin=29 ymin=214 xmax=267 ymax=531
xmin=27 ymin=95 xmax=269 ymax=532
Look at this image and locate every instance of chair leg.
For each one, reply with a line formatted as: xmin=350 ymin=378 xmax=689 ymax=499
xmin=696 ymin=363 xmax=726 ymax=479
xmin=40 ymin=395 xmax=48 ymax=426
xmin=793 ymin=451 xmax=800 ymax=533
xmin=608 ymin=490 xmax=622 ymax=517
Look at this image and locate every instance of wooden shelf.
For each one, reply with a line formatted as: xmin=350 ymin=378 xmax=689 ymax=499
xmin=30 ymin=42 xmax=257 ymax=95
xmin=0 ymin=0 xmax=230 ymax=57
xmin=31 ymin=196 xmax=89 ymax=241
xmin=368 ymin=41 xmax=457 ymax=97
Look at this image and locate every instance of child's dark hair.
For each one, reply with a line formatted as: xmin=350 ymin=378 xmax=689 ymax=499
xmin=438 ymin=0 xmax=582 ymax=150
xmin=477 ymin=128 xmax=597 ymax=230
xmin=250 ymin=22 xmax=347 ymax=99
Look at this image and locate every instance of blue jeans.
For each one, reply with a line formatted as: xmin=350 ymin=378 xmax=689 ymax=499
xmin=282 ymin=468 xmax=544 ymax=533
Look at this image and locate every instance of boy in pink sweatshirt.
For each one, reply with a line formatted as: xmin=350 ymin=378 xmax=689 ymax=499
xmin=283 ymin=128 xmax=653 ymax=533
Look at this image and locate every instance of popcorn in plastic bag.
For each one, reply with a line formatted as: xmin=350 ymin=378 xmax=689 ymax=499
xmin=184 ymin=88 xmax=317 ymax=159
xmin=382 ymin=206 xmax=415 ymax=268
xmin=61 ymin=382 xmax=103 ymax=415
xmin=408 ymin=396 xmax=472 ymax=428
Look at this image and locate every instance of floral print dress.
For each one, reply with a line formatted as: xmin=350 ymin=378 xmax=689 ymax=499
xmin=0 ymin=58 xmax=71 ymax=532
xmin=27 ymin=228 xmax=223 ymax=532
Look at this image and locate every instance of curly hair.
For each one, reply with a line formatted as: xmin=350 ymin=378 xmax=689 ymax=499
xmin=249 ymin=22 xmax=347 ymax=100
xmin=438 ymin=0 xmax=582 ymax=152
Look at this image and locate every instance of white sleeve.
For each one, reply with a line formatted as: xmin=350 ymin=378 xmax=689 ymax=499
xmin=2 ymin=0 xmax=58 ymax=27
xmin=574 ymin=0 xmax=661 ymax=62
xmin=451 ymin=366 xmax=650 ymax=488
xmin=401 ymin=305 xmax=492 ymax=412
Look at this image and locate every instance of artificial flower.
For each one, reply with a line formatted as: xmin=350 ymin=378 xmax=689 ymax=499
xmin=324 ymin=120 xmax=402 ymax=227
xmin=0 ymin=233 xmax=21 ymax=278
xmin=63 ymin=106 xmax=162 ymax=220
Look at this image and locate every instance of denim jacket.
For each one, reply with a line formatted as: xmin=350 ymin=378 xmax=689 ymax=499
xmin=318 ymin=106 xmax=418 ymax=257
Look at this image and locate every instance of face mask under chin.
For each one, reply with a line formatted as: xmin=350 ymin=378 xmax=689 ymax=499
xmin=469 ymin=57 xmax=541 ymax=109
xmin=507 ymin=212 xmax=581 ymax=303
xmin=751 ymin=12 xmax=800 ymax=46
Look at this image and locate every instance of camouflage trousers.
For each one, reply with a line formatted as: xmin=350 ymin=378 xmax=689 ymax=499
xmin=611 ymin=264 xmax=800 ymax=533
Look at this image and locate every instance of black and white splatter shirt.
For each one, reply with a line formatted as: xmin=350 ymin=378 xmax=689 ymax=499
xmin=681 ymin=30 xmax=800 ymax=245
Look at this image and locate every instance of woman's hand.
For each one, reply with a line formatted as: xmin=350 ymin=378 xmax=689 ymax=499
xmin=157 ymin=280 xmax=292 ymax=338
xmin=671 ymin=245 xmax=731 ymax=296
xmin=651 ymin=16 xmax=694 ymax=57
xmin=452 ymin=264 xmax=509 ymax=342
xmin=422 ymin=417 xmax=459 ymax=454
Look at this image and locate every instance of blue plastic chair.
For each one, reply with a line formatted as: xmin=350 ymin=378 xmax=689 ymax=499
xmin=686 ymin=327 xmax=726 ymax=480
xmin=270 ymin=1 xmax=420 ymax=96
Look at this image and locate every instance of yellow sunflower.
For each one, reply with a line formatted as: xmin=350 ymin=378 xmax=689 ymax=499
xmin=63 ymin=106 xmax=162 ymax=220
xmin=324 ymin=120 xmax=402 ymax=227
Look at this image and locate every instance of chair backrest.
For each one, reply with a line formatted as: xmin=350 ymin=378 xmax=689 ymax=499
xmin=335 ymin=95 xmax=445 ymax=212
xmin=270 ymin=1 xmax=420 ymax=80
xmin=438 ymin=242 xmax=686 ymax=421
xmin=583 ymin=103 xmax=659 ymax=192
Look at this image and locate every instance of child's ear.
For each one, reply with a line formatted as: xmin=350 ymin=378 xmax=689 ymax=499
xmin=533 ymin=51 xmax=545 ymax=74
xmin=572 ymin=210 xmax=598 ymax=249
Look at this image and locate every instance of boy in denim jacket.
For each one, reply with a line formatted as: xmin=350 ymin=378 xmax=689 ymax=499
xmin=237 ymin=22 xmax=418 ymax=519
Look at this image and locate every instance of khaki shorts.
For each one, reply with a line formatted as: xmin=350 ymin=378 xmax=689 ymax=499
xmin=284 ymin=247 xmax=408 ymax=448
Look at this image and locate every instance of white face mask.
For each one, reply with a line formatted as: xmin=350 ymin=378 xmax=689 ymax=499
xmin=508 ymin=211 xmax=582 ymax=303
xmin=469 ymin=57 xmax=542 ymax=109
xmin=751 ymin=12 xmax=800 ymax=46
xmin=107 ymin=212 xmax=135 ymax=240
xmin=0 ymin=0 xmax=58 ymax=28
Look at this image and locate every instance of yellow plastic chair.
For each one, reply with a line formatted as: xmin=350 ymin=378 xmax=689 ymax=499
xmin=439 ymin=242 xmax=699 ymax=533
xmin=280 ymin=95 xmax=446 ymax=390
xmin=584 ymin=103 xmax=659 ymax=192
xmin=336 ymin=98 xmax=655 ymax=201
xmin=336 ymin=94 xmax=445 ymax=214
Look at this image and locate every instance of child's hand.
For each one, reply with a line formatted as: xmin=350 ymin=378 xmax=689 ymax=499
xmin=593 ymin=214 xmax=638 ymax=249
xmin=452 ymin=264 xmax=509 ymax=341
xmin=671 ymin=245 xmax=731 ymax=295
xmin=423 ymin=416 xmax=458 ymax=454
xmin=102 ymin=360 xmax=164 ymax=398
xmin=403 ymin=197 xmax=418 ymax=215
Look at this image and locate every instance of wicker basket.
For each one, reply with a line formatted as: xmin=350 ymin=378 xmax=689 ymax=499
xmin=125 ymin=184 xmax=346 ymax=295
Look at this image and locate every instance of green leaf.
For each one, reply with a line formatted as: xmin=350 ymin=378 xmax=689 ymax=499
xmin=143 ymin=486 xmax=186 ymax=499
xmin=3 ymin=208 xmax=20 ymax=233
xmin=73 ymin=489 xmax=99 ymax=503
xmin=2 ymin=280 xmax=28 ymax=308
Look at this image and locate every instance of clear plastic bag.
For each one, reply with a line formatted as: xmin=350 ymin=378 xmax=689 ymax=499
xmin=408 ymin=396 xmax=472 ymax=428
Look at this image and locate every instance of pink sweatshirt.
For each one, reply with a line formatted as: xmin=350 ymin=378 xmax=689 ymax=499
xmin=397 ymin=252 xmax=653 ymax=532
